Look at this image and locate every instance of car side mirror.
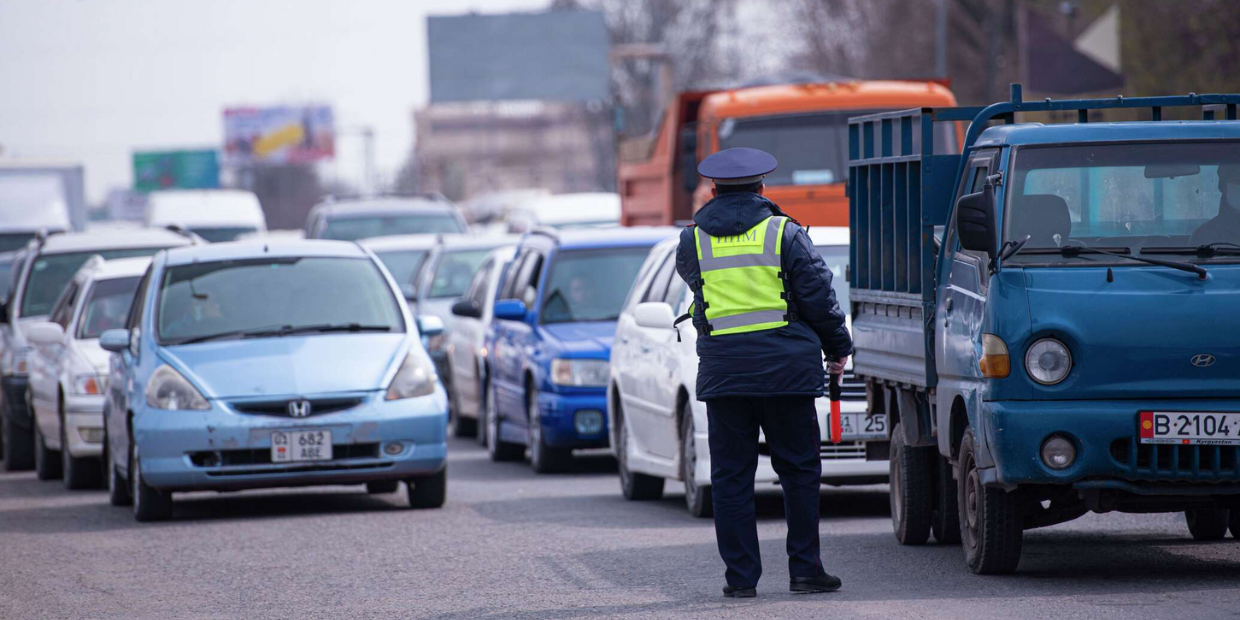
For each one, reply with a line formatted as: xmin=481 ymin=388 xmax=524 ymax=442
xmin=26 ymin=321 xmax=65 ymax=345
xmin=451 ymin=298 xmax=482 ymax=319
xmin=956 ymin=184 xmax=998 ymax=256
xmin=494 ymin=299 xmax=528 ymax=322
xmin=633 ymin=302 xmax=676 ymax=329
xmin=99 ymin=329 xmax=130 ymax=353
xmin=416 ymin=315 xmax=445 ymax=339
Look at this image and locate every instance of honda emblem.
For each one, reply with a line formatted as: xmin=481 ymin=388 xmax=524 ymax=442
xmin=288 ymin=400 xmax=312 ymax=418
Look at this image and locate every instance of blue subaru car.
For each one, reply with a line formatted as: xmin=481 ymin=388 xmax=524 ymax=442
xmin=483 ymin=227 xmax=675 ymax=473
xmin=100 ymin=240 xmax=449 ymax=521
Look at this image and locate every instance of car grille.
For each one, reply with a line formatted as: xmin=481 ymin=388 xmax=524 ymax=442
xmin=230 ymin=396 xmax=364 ymax=418
xmin=819 ymin=441 xmax=867 ymax=460
xmin=1111 ymin=438 xmax=1240 ymax=481
xmin=189 ymin=443 xmax=381 ymax=468
xmin=825 ymin=371 xmax=866 ymax=401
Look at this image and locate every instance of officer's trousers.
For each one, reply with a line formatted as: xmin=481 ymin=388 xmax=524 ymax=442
xmin=706 ymin=395 xmax=824 ymax=588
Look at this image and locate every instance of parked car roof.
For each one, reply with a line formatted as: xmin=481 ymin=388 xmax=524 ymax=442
xmin=146 ymin=190 xmax=266 ymax=228
xmin=34 ymin=228 xmax=196 ymax=255
xmin=311 ymin=198 xmax=455 ymax=218
xmin=162 ymin=239 xmax=369 ymax=266
xmin=358 ymin=234 xmax=443 ymax=253
xmin=81 ymin=256 xmax=153 ymax=281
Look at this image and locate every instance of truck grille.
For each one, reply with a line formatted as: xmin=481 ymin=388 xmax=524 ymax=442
xmin=820 ymin=441 xmax=867 ymax=460
xmin=825 ymin=371 xmax=865 ymax=401
xmin=1111 ymin=438 xmax=1240 ymax=481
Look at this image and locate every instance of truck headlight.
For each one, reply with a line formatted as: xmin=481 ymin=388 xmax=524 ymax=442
xmin=72 ymin=374 xmax=107 ymax=396
xmin=145 ymin=365 xmax=210 ymax=410
xmin=385 ymin=350 xmax=438 ymax=400
xmin=550 ymin=359 xmax=609 ymax=387
xmin=1025 ymin=338 xmax=1072 ymax=385
xmin=979 ymin=334 xmax=1010 ymax=379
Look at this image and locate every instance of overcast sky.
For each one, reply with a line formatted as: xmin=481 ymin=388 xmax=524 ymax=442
xmin=0 ymin=0 xmax=551 ymax=203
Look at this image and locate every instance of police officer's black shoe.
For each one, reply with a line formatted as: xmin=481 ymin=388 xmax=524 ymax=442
xmin=789 ymin=573 xmax=842 ymax=594
xmin=723 ymin=585 xmax=756 ymax=598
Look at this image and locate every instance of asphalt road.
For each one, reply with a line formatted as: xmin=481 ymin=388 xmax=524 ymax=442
xmin=3 ymin=437 xmax=1240 ymax=620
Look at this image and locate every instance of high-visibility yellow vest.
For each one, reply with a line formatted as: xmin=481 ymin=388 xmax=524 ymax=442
xmin=692 ymin=215 xmax=791 ymax=336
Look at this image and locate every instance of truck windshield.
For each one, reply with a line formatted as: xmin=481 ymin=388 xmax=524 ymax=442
xmin=1006 ymin=142 xmax=1240 ymax=263
xmin=541 ymin=248 xmax=651 ymax=324
xmin=719 ymin=111 xmax=957 ymax=187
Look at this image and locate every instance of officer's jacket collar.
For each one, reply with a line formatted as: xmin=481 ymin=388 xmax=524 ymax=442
xmin=693 ymin=192 xmax=786 ymax=238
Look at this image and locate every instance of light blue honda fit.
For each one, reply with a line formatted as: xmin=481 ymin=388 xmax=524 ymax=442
xmin=99 ymin=240 xmax=448 ymax=521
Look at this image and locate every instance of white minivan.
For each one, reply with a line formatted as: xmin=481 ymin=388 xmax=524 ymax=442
xmin=607 ymin=227 xmax=887 ymax=517
xmin=145 ymin=190 xmax=267 ymax=242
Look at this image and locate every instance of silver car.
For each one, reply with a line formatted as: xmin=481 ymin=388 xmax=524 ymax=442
xmin=26 ymin=256 xmax=151 ymax=487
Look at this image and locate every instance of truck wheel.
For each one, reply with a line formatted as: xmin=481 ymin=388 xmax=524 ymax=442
xmin=890 ymin=422 xmax=933 ymax=545
xmin=959 ymin=428 xmax=1022 ymax=574
xmin=617 ymin=413 xmax=663 ymax=500
xmin=1185 ymin=508 xmax=1230 ymax=541
xmin=680 ymin=402 xmax=711 ymax=517
xmin=3 ymin=410 xmax=34 ymax=471
xmin=34 ymin=422 xmax=63 ymax=481
xmin=932 ymin=453 xmax=961 ymax=544
xmin=485 ymin=381 xmax=522 ymax=462
xmin=406 ymin=470 xmax=447 ymax=509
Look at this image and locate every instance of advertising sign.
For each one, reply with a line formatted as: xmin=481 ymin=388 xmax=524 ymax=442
xmin=132 ymin=149 xmax=220 ymax=191
xmin=223 ymin=105 xmax=335 ymax=165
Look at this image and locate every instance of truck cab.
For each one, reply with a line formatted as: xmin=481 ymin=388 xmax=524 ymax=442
xmin=849 ymin=86 xmax=1240 ymax=574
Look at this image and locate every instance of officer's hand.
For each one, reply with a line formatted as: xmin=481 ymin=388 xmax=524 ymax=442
xmin=827 ymin=356 xmax=848 ymax=375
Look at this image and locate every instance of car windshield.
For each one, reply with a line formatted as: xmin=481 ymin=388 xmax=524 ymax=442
xmin=814 ymin=245 xmax=850 ymax=314
xmin=429 ymin=249 xmax=491 ymax=299
xmin=0 ymin=233 xmax=36 ymax=254
xmin=157 ymin=257 xmax=403 ymax=345
xmin=719 ymin=111 xmax=957 ymax=187
xmin=374 ymin=249 xmax=430 ymax=295
xmin=541 ymin=247 xmax=651 ymax=324
xmin=77 ymin=276 xmax=141 ymax=339
xmin=321 ymin=213 xmax=463 ymax=241
xmin=1006 ymin=142 xmax=1240 ymax=263
xmin=20 ymin=248 xmax=167 ymax=318
xmin=187 ymin=226 xmax=258 ymax=243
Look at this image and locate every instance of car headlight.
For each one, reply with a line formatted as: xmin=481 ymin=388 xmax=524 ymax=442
xmin=1025 ymin=338 xmax=1072 ymax=385
xmin=550 ymin=359 xmax=609 ymax=387
xmin=12 ymin=347 xmax=30 ymax=376
xmin=385 ymin=349 xmax=438 ymax=400
xmin=145 ymin=365 xmax=210 ymax=410
xmin=72 ymin=374 xmax=107 ymax=396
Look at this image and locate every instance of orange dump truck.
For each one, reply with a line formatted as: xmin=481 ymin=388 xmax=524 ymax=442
xmin=618 ymin=80 xmax=959 ymax=227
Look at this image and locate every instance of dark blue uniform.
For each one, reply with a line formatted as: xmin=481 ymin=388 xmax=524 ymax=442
xmin=675 ymin=190 xmax=852 ymax=591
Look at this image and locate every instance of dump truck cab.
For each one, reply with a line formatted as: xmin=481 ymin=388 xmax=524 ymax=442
xmin=848 ymin=85 xmax=1240 ymax=574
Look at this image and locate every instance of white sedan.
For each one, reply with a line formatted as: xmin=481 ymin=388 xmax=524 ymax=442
xmin=607 ymin=227 xmax=887 ymax=517
xmin=26 ymin=256 xmax=151 ymax=488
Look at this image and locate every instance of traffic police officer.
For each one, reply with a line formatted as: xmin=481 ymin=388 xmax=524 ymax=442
xmin=674 ymin=147 xmax=852 ymax=598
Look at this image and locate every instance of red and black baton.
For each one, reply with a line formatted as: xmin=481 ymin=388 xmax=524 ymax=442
xmin=828 ymin=372 xmax=842 ymax=444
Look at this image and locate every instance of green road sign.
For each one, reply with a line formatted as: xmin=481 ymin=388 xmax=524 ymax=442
xmin=132 ymin=149 xmax=220 ymax=191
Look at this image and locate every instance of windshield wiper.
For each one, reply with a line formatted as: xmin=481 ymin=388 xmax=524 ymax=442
xmin=1142 ymin=242 xmax=1240 ymax=257
xmin=273 ymin=323 xmax=392 ymax=336
xmin=1056 ymin=241 xmax=1207 ymax=279
xmin=172 ymin=325 xmax=289 ymax=345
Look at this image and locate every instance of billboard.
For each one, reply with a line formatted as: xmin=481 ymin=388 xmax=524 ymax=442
xmin=132 ymin=149 xmax=220 ymax=191
xmin=428 ymin=12 xmax=609 ymax=103
xmin=223 ymin=105 xmax=335 ymax=165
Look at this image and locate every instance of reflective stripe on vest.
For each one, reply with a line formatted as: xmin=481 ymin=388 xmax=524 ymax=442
xmin=693 ymin=216 xmax=789 ymax=336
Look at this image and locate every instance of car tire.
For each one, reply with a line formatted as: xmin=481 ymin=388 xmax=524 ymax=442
xmin=890 ymin=422 xmax=933 ymax=545
xmin=486 ymin=380 xmax=522 ymax=462
xmin=60 ymin=403 xmax=100 ymax=490
xmin=931 ymin=452 xmax=961 ymax=544
xmin=475 ymin=373 xmax=490 ymax=447
xmin=528 ymin=388 xmax=572 ymax=474
xmin=3 ymin=406 xmax=35 ymax=471
xmin=34 ymin=420 xmax=63 ymax=481
xmin=447 ymin=392 xmax=476 ymax=439
xmin=366 ymin=480 xmax=400 ymax=494
xmin=616 ymin=410 xmax=662 ymax=500
xmin=105 ymin=434 xmax=131 ymax=507
xmin=680 ymin=402 xmax=711 ymax=517
xmin=131 ymin=447 xmax=173 ymax=522
xmin=959 ymin=427 xmax=1023 ymax=574
xmin=406 ymin=469 xmax=446 ymax=509
xmin=1185 ymin=508 xmax=1231 ymax=541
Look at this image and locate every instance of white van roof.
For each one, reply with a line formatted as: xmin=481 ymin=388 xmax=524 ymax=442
xmin=145 ymin=190 xmax=266 ymax=230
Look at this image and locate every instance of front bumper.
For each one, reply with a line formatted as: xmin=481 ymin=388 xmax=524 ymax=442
xmin=63 ymin=393 xmax=105 ymax=458
xmin=1 ymin=375 xmax=30 ymax=428
xmin=984 ymin=399 xmax=1240 ymax=491
xmin=133 ymin=389 xmax=448 ymax=492
xmin=536 ymin=389 xmax=609 ymax=450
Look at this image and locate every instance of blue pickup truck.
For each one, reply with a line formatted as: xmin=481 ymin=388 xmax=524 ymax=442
xmin=848 ymin=85 xmax=1240 ymax=574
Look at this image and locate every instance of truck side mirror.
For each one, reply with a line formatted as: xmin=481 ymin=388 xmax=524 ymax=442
xmin=956 ymin=184 xmax=998 ymax=256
